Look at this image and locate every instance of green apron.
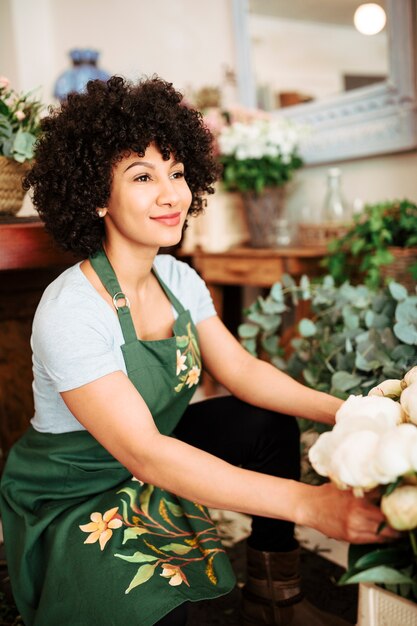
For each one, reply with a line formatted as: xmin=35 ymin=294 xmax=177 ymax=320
xmin=0 ymin=249 xmax=235 ymax=626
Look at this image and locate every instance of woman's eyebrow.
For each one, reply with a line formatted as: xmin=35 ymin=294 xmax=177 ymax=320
xmin=123 ymin=161 xmax=154 ymax=172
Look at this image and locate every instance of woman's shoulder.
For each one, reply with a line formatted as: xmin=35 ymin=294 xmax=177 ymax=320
xmin=34 ymin=262 xmax=113 ymax=328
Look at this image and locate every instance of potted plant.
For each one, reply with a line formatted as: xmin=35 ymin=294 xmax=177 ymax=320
xmin=217 ymin=117 xmax=304 ymax=247
xmin=0 ymin=76 xmax=43 ymax=215
xmin=324 ymin=199 xmax=417 ymax=291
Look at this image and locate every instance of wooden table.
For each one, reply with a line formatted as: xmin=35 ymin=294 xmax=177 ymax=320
xmin=189 ymin=245 xmax=327 ymax=319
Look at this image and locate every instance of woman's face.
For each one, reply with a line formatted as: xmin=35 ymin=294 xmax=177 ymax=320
xmin=101 ymin=143 xmax=192 ymax=251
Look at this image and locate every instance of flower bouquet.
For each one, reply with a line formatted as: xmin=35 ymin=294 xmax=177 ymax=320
xmin=0 ymin=76 xmax=43 ymax=214
xmin=217 ymin=117 xmax=304 ymax=194
xmin=309 ymin=366 xmax=417 ymax=602
xmin=0 ymin=76 xmax=43 ymax=163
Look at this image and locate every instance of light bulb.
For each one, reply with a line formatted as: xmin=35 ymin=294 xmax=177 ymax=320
xmin=354 ymin=3 xmax=386 ymax=36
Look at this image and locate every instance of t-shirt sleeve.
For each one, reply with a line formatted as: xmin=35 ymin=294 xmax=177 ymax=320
xmin=32 ymin=294 xmax=122 ymax=393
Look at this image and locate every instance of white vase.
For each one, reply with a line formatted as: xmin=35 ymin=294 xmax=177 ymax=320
xmin=356 ymin=583 xmax=417 ymax=626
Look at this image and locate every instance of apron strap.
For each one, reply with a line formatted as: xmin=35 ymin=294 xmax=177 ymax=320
xmin=152 ymin=265 xmax=185 ymax=316
xmin=89 ymin=248 xmax=138 ymax=344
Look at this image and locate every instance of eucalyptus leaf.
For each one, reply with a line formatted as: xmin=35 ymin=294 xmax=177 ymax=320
xmin=238 ymin=323 xmax=259 ymax=339
xmin=389 ymin=282 xmax=408 ymax=302
xmin=299 ymin=318 xmax=317 ymax=337
xmin=331 ymin=371 xmax=362 ymax=392
xmin=394 ymin=322 xmax=417 ymax=345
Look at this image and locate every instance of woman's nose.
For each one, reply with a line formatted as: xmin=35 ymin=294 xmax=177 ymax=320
xmin=157 ymin=178 xmax=180 ymax=206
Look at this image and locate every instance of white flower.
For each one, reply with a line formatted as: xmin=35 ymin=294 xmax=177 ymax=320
xmin=401 ymin=366 xmax=417 ymax=389
xmin=369 ymin=379 xmax=402 ymax=399
xmin=381 ymin=485 xmax=417 ymax=530
xmin=308 ymin=431 xmax=333 ymax=477
xmin=14 ymin=110 xmax=26 ymax=121
xmin=372 ymin=423 xmax=417 ymax=484
xmin=400 ymin=382 xmax=417 ymax=425
xmin=336 ymin=394 xmax=405 ymax=427
xmin=328 ymin=430 xmax=381 ymax=490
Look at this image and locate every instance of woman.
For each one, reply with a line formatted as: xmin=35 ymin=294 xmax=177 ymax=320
xmin=0 ymin=76 xmax=397 ymax=626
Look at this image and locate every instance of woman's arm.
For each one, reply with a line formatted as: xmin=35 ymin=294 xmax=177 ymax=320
xmin=62 ymin=371 xmax=397 ymax=545
xmin=197 ymin=316 xmax=342 ymax=425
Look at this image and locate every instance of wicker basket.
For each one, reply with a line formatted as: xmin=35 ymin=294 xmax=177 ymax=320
xmin=380 ymin=247 xmax=417 ymax=292
xmin=0 ymin=156 xmax=31 ymax=215
xmin=298 ymin=222 xmax=352 ymax=247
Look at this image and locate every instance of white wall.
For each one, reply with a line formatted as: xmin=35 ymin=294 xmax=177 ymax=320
xmin=1 ymin=0 xmax=237 ymax=106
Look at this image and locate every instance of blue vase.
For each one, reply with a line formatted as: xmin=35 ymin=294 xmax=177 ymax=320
xmin=54 ymin=48 xmax=110 ymax=101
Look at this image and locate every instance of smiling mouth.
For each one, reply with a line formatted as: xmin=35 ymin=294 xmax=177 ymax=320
xmin=150 ymin=212 xmax=182 ymax=226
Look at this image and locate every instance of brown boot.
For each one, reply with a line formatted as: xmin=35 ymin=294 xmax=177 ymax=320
xmin=241 ymin=545 xmax=350 ymax=626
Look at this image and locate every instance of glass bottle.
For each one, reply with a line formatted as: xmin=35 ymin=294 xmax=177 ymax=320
xmin=321 ymin=167 xmax=350 ymax=223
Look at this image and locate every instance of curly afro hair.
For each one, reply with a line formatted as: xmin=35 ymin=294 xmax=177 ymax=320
xmin=24 ymin=75 xmax=220 ymax=257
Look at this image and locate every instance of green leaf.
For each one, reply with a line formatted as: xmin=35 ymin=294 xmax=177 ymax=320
xmin=299 ymin=318 xmax=317 ymax=337
xmin=389 ymin=282 xmax=408 ymax=301
xmin=394 ymin=322 xmax=417 ymax=345
xmin=159 ymin=543 xmax=193 ymax=555
xmin=125 ymin=563 xmax=157 ymax=594
xmin=238 ymin=323 xmax=259 ymax=339
xmin=122 ymin=527 xmax=149 ymax=543
xmin=115 ymin=550 xmax=158 ymax=563
xmin=241 ymin=338 xmax=257 ymax=355
xmin=270 ymin=282 xmax=284 ymax=302
xmin=176 ymin=336 xmax=188 ymax=348
xmin=166 ymin=501 xmax=184 ymax=517
xmin=353 ymin=546 xmax=410 ymax=570
xmin=342 ymin=565 xmax=414 ymax=585
xmin=331 ymin=371 xmax=362 ymax=391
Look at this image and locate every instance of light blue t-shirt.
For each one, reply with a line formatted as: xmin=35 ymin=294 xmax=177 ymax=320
xmin=30 ymin=255 xmax=216 ymax=434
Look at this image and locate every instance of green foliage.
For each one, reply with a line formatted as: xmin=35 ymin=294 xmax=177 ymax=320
xmin=0 ymin=79 xmax=43 ymax=163
xmin=220 ymin=153 xmax=303 ymax=194
xmin=324 ymin=199 xmax=417 ymax=288
xmin=238 ymin=274 xmax=417 ymax=401
xmin=341 ymin=535 xmax=417 ymax=602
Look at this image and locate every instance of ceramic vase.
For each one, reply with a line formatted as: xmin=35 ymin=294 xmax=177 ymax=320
xmin=54 ymin=49 xmax=110 ymax=101
xmin=242 ymin=186 xmax=291 ymax=248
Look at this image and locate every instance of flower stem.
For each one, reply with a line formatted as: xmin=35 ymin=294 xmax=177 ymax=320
xmin=409 ymin=530 xmax=417 ymax=561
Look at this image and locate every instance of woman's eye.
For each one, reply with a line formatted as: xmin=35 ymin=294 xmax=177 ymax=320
xmin=171 ymin=171 xmax=185 ymax=179
xmin=134 ymin=174 xmax=151 ymax=182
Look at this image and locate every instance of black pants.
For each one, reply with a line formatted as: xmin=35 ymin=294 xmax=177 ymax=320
xmin=154 ymin=395 xmax=301 ymax=625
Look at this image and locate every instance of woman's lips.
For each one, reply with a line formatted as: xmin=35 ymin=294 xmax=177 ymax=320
xmin=150 ymin=212 xmax=181 ymax=226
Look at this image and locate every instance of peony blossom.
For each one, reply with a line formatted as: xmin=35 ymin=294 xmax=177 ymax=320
xmin=14 ymin=109 xmax=26 ymax=121
xmin=402 ymin=366 xmax=417 ymax=389
xmin=372 ymin=423 xmax=417 ymax=484
xmin=79 ymin=506 xmax=123 ymax=550
xmin=327 ymin=430 xmax=381 ymax=490
xmin=0 ymin=76 xmax=10 ymax=89
xmin=381 ymin=485 xmax=417 ymax=530
xmin=336 ymin=394 xmax=405 ymax=426
xmin=400 ymin=382 xmax=417 ymax=425
xmin=369 ymin=379 xmax=402 ymax=399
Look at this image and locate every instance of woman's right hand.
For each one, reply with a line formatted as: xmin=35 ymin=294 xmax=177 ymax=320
xmin=300 ymin=482 xmax=401 ymax=544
